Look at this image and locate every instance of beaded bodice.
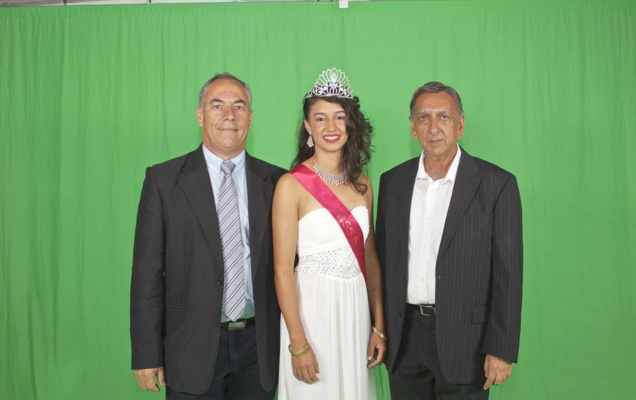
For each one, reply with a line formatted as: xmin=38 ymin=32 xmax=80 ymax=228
xmin=296 ymin=206 xmax=369 ymax=279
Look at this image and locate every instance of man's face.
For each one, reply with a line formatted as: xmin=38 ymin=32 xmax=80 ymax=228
xmin=197 ymin=78 xmax=253 ymax=160
xmin=409 ymin=91 xmax=464 ymax=162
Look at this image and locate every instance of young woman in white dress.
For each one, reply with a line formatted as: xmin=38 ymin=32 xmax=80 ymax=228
xmin=273 ymin=68 xmax=386 ymax=399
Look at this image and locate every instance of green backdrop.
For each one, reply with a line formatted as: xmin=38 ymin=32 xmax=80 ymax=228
xmin=1 ymin=1 xmax=635 ymax=399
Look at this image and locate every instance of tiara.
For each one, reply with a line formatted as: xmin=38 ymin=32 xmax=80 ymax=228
xmin=306 ymin=68 xmax=353 ymax=99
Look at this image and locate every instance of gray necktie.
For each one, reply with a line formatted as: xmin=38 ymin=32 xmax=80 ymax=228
xmin=218 ymin=161 xmax=245 ymax=321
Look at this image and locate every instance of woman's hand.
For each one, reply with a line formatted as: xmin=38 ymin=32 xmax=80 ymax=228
xmin=367 ymin=329 xmax=387 ymax=368
xmin=291 ymin=345 xmax=320 ymax=384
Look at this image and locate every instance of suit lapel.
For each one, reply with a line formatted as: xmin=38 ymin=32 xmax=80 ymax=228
xmin=246 ymin=154 xmax=274 ymax=280
xmin=438 ymin=149 xmax=481 ymax=257
xmin=394 ymin=158 xmax=420 ymax=274
xmin=179 ymin=146 xmax=224 ymax=271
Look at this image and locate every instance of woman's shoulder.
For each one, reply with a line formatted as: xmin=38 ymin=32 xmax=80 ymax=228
xmin=354 ymin=174 xmax=372 ymax=190
xmin=275 ymin=171 xmax=308 ymax=195
xmin=356 ymin=173 xmax=371 ymax=184
xmin=349 ymin=174 xmax=372 ymax=203
xmin=276 ymin=171 xmax=298 ymax=187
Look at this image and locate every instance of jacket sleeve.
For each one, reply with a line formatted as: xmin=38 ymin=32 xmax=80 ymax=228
xmin=481 ymin=174 xmax=523 ymax=363
xmin=130 ymin=167 xmax=166 ymax=369
xmin=375 ymin=173 xmax=389 ymax=302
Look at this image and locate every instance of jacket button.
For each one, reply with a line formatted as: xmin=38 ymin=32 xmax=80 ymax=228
xmin=396 ymin=312 xmax=402 ymax=319
xmin=400 ymin=276 xmax=406 ymax=282
xmin=216 ymin=278 xmax=223 ymax=286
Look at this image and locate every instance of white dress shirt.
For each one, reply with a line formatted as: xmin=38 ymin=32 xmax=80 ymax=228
xmin=202 ymin=146 xmax=254 ymax=321
xmin=407 ymin=146 xmax=461 ymax=305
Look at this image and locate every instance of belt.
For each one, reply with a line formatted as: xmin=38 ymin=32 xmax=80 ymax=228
xmin=221 ymin=317 xmax=255 ymax=331
xmin=407 ymin=304 xmax=435 ymax=316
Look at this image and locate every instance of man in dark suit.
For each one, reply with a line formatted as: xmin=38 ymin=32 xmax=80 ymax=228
xmin=130 ymin=73 xmax=285 ymax=399
xmin=376 ymin=81 xmax=522 ymax=399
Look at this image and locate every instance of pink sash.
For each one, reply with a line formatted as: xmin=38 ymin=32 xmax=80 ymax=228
xmin=290 ymin=164 xmax=366 ymax=279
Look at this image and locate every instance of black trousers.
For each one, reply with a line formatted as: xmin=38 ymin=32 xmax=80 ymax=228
xmin=388 ymin=307 xmax=489 ymax=400
xmin=166 ymin=323 xmax=275 ymax=400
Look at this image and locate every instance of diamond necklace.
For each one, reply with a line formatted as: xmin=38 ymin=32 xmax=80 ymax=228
xmin=313 ymin=160 xmax=348 ymax=186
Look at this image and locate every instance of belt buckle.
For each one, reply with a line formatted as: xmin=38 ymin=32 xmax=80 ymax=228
xmin=418 ymin=304 xmax=434 ymax=316
xmin=227 ymin=320 xmax=246 ymax=331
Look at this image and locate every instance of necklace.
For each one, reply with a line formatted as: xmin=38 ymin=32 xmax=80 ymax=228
xmin=313 ymin=160 xmax=348 ymax=186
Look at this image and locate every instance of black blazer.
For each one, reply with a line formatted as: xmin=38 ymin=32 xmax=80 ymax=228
xmin=376 ymin=148 xmax=523 ymax=384
xmin=130 ymin=145 xmax=285 ymax=394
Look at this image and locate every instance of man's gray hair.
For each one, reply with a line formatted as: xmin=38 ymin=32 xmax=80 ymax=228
xmin=409 ymin=81 xmax=464 ymax=118
xmin=198 ymin=72 xmax=253 ymax=108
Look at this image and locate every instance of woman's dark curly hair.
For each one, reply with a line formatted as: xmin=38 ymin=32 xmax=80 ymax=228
xmin=291 ymin=96 xmax=373 ymax=195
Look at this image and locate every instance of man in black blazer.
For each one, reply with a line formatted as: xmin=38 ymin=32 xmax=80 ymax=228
xmin=376 ymin=82 xmax=522 ymax=399
xmin=130 ymin=73 xmax=285 ymax=399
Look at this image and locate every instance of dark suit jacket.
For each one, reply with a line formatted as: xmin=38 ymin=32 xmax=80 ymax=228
xmin=376 ymin=148 xmax=523 ymax=384
xmin=130 ymin=145 xmax=285 ymax=394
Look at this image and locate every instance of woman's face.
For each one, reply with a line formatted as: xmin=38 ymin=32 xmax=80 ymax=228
xmin=304 ymin=99 xmax=349 ymax=153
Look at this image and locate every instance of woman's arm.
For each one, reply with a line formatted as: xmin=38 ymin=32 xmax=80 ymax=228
xmin=363 ymin=178 xmax=387 ymax=368
xmin=273 ymin=174 xmax=320 ymax=384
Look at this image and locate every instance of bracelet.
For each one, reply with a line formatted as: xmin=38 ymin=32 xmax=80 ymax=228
xmin=372 ymin=326 xmax=387 ymax=340
xmin=288 ymin=342 xmax=311 ymax=358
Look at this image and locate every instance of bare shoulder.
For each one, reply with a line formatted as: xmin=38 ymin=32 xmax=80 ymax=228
xmin=274 ymin=172 xmax=305 ymax=201
xmin=357 ymin=173 xmax=371 ymax=185
xmin=276 ymin=172 xmax=295 ymax=185
xmin=357 ymin=174 xmax=375 ymax=204
xmin=359 ymin=173 xmax=373 ymax=190
xmin=276 ymin=172 xmax=302 ymax=189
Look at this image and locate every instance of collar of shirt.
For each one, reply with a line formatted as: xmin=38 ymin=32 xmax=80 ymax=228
xmin=416 ymin=144 xmax=462 ymax=184
xmin=202 ymin=145 xmax=246 ymax=176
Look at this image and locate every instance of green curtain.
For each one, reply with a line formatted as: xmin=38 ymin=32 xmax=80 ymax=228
xmin=1 ymin=1 xmax=634 ymax=399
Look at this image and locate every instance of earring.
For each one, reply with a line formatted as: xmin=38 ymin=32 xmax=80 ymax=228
xmin=307 ymin=135 xmax=314 ymax=148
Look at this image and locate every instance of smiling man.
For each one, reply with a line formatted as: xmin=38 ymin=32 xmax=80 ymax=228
xmin=376 ymin=81 xmax=523 ymax=399
xmin=130 ymin=73 xmax=285 ymax=399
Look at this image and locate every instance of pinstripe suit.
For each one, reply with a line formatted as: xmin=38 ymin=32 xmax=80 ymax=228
xmin=376 ymin=148 xmax=522 ymax=397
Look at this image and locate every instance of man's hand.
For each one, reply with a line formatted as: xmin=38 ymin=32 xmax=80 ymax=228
xmin=483 ymin=355 xmax=512 ymax=390
xmin=134 ymin=367 xmax=166 ymax=392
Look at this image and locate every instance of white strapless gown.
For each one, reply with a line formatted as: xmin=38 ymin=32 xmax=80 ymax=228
xmin=278 ymin=206 xmax=376 ymax=399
